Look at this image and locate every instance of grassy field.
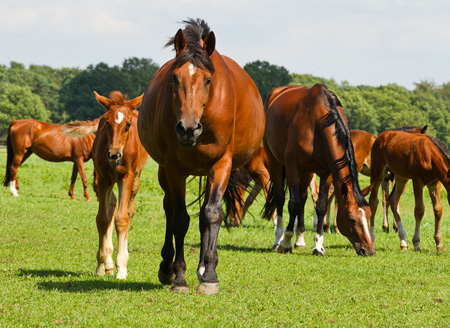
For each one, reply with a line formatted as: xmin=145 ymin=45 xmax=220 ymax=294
xmin=1 ymin=149 xmax=450 ymax=327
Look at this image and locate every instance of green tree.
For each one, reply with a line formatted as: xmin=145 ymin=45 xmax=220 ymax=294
xmin=0 ymin=83 xmax=50 ymax=136
xmin=244 ymin=60 xmax=291 ymax=103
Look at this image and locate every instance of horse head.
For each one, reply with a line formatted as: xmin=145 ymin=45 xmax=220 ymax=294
xmin=94 ymin=91 xmax=143 ymax=166
xmin=170 ymin=27 xmax=216 ymax=147
xmin=336 ymin=189 xmax=375 ymax=256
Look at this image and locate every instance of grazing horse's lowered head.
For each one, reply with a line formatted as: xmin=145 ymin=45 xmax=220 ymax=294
xmin=94 ymin=91 xmax=143 ymax=167
xmin=166 ymin=22 xmax=216 ymax=147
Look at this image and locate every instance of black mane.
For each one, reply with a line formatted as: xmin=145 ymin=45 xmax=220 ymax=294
xmin=320 ymin=86 xmax=368 ymax=208
xmin=427 ymin=135 xmax=450 ymax=167
xmin=166 ymin=18 xmax=215 ymax=73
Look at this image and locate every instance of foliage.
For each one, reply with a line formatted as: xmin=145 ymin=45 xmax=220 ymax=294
xmin=0 ymin=83 xmax=50 ymax=135
xmin=244 ymin=60 xmax=291 ymax=103
xmin=59 ymin=58 xmax=159 ymax=121
xmin=1 ymin=152 xmax=450 ymax=327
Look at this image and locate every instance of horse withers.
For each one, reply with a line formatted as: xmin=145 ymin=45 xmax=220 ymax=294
xmin=64 ymin=91 xmax=148 ymax=279
xmin=3 ymin=119 xmax=95 ymax=200
xmin=364 ymin=130 xmax=450 ymax=251
xmin=263 ymin=84 xmax=374 ymax=256
xmin=137 ymin=19 xmax=265 ymax=294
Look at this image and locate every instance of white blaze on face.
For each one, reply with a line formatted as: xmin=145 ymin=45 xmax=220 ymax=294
xmin=115 ymin=111 xmax=124 ymax=124
xmin=359 ymin=208 xmax=372 ymax=242
xmin=188 ymin=63 xmax=196 ymax=76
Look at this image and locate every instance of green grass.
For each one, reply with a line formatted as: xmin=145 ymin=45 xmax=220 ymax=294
xmin=1 ymin=149 xmax=450 ymax=327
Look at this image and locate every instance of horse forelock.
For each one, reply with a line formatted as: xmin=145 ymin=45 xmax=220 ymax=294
xmin=166 ymin=18 xmax=215 ymax=74
xmin=108 ymin=91 xmax=127 ymax=106
xmin=320 ymin=86 xmax=368 ymax=207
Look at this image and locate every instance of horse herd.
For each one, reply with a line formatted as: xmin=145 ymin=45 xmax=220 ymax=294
xmin=3 ymin=19 xmax=450 ymax=294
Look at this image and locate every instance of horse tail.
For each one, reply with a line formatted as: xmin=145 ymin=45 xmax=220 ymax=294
xmin=3 ymin=121 xmax=16 ymax=186
xmin=222 ymin=169 xmax=251 ymax=229
xmin=62 ymin=118 xmax=100 ymax=137
xmin=262 ymin=165 xmax=285 ymax=220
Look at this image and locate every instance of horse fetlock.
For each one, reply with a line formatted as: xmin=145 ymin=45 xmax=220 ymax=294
xmin=95 ymin=264 xmax=105 ymax=276
xmin=158 ymin=268 xmax=175 ymax=285
xmin=294 ymin=231 xmax=306 ymax=248
xmin=400 ymin=240 xmax=408 ymax=250
xmin=9 ymin=181 xmax=19 ymax=197
xmin=313 ymin=233 xmax=325 ymax=256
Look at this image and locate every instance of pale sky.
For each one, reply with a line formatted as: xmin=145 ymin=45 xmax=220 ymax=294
xmin=1 ymin=0 xmax=450 ymax=89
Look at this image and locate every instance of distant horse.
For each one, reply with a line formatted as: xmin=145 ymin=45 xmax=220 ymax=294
xmin=64 ymin=91 xmax=147 ymax=279
xmin=229 ymin=146 xmax=319 ymax=228
xmin=3 ymin=119 xmax=95 ymax=200
xmin=364 ymin=130 xmax=450 ymax=251
xmin=323 ymin=126 xmax=428 ymax=234
xmin=137 ymin=19 xmax=265 ymax=294
xmin=263 ymin=84 xmax=374 ymax=256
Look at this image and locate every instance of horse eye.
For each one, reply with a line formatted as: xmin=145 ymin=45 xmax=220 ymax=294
xmin=204 ymin=77 xmax=212 ymax=86
xmin=125 ymin=122 xmax=131 ymax=131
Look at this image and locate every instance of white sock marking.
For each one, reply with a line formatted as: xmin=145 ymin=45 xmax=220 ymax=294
xmin=10 ymin=180 xmax=19 ymax=197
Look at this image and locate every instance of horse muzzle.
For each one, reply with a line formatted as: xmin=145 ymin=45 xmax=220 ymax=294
xmin=175 ymin=120 xmax=203 ymax=147
xmin=107 ymin=148 xmax=123 ymax=166
xmin=354 ymin=242 xmax=375 ymax=256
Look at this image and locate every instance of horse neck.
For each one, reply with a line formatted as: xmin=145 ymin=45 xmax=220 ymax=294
xmin=431 ymin=146 xmax=450 ymax=190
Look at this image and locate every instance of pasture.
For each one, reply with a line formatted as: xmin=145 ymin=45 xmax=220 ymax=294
xmin=1 ymin=150 xmax=450 ymax=327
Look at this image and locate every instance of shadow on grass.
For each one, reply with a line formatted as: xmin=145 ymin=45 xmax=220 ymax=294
xmin=18 ymin=269 xmax=161 ymax=292
xmin=36 ymin=280 xmax=161 ymax=293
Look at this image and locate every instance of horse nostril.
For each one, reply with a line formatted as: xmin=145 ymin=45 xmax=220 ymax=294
xmin=175 ymin=121 xmax=185 ymax=136
xmin=196 ymin=122 xmax=202 ymax=131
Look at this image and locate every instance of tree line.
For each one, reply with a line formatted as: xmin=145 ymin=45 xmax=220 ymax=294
xmin=1 ymin=58 xmax=450 ymax=148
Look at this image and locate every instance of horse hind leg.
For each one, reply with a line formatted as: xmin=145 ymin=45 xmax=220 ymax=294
xmin=389 ymin=177 xmax=409 ymax=250
xmin=411 ymin=181 xmax=425 ymax=251
xmin=68 ymin=163 xmax=78 ymax=200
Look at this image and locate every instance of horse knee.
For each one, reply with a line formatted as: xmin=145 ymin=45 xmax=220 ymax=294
xmin=203 ymin=203 xmax=223 ymax=225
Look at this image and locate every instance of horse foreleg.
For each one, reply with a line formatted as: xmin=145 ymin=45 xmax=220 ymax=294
xmin=389 ymin=177 xmax=408 ymax=250
xmin=323 ymin=185 xmax=335 ymax=233
xmin=313 ymin=176 xmax=332 ymax=256
xmin=95 ymin=183 xmax=116 ymax=276
xmin=428 ymin=182 xmax=443 ymax=250
xmin=68 ymin=163 xmax=78 ymax=200
xmin=197 ymin=159 xmax=232 ymax=295
xmin=114 ymin=174 xmax=135 ymax=279
xmin=381 ymin=177 xmax=390 ymax=232
xmin=294 ymin=175 xmax=311 ymax=249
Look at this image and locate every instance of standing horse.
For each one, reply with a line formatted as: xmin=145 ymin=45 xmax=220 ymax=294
xmin=64 ymin=91 xmax=147 ymax=279
xmin=137 ymin=19 xmax=265 ymax=294
xmin=3 ymin=119 xmax=95 ymax=200
xmin=364 ymin=131 xmax=450 ymax=251
xmin=263 ymin=84 xmax=374 ymax=256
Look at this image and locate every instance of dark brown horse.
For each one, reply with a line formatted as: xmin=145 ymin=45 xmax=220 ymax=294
xmin=263 ymin=84 xmax=374 ymax=256
xmin=3 ymin=119 xmax=95 ymax=200
xmin=137 ymin=19 xmax=265 ymax=294
xmin=64 ymin=91 xmax=147 ymax=279
xmin=364 ymin=130 xmax=450 ymax=251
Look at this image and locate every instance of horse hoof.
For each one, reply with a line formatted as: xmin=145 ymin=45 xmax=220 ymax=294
xmin=105 ymin=268 xmax=114 ymax=275
xmin=116 ymin=269 xmax=127 ymax=280
xmin=272 ymin=244 xmax=279 ymax=251
xmin=312 ymin=248 xmax=325 ymax=256
xmin=400 ymin=246 xmax=408 ymax=251
xmin=382 ymin=226 xmax=389 ymax=233
xmin=436 ymin=245 xmax=444 ymax=251
xmin=197 ymin=282 xmax=219 ymax=295
xmin=172 ymin=285 xmax=190 ymax=293
xmin=158 ymin=269 xmax=175 ymax=285
xmin=294 ymin=244 xmax=306 ymax=249
xmin=278 ymin=246 xmax=292 ymax=254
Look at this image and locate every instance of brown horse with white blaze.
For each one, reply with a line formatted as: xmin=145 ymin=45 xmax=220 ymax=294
xmin=3 ymin=119 xmax=95 ymax=200
xmin=137 ymin=19 xmax=265 ymax=294
xmin=263 ymin=84 xmax=374 ymax=256
xmin=364 ymin=130 xmax=450 ymax=251
xmin=64 ymin=91 xmax=148 ymax=279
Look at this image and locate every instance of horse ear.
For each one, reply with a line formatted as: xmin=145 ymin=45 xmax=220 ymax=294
xmin=129 ymin=94 xmax=143 ymax=110
xmin=94 ymin=91 xmax=112 ymax=110
xmin=174 ymin=29 xmax=186 ymax=56
xmin=421 ymin=125 xmax=428 ymax=134
xmin=203 ymin=31 xmax=215 ymax=56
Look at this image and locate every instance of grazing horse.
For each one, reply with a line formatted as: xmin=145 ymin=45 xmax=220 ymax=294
xmin=229 ymin=146 xmax=319 ymax=228
xmin=64 ymin=91 xmax=147 ymax=279
xmin=3 ymin=119 xmax=95 ymax=200
xmin=263 ymin=84 xmax=374 ymax=256
xmin=323 ymin=126 xmax=428 ymax=234
xmin=137 ymin=19 xmax=265 ymax=294
xmin=364 ymin=131 xmax=450 ymax=251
